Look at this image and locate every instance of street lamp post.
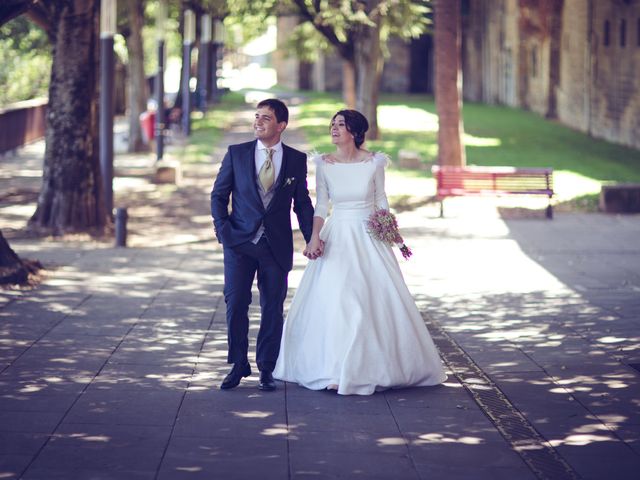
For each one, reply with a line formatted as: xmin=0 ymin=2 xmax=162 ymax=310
xmin=210 ymin=18 xmax=224 ymax=104
xmin=100 ymin=0 xmax=116 ymax=218
xmin=155 ymin=0 xmax=167 ymax=161
xmin=198 ymin=14 xmax=211 ymax=111
xmin=182 ymin=9 xmax=195 ymax=136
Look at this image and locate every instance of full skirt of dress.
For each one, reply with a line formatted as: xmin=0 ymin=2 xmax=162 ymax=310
xmin=274 ymin=209 xmax=447 ymax=395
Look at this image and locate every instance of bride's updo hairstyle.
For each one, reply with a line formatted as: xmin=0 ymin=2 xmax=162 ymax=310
xmin=332 ymin=109 xmax=369 ymax=149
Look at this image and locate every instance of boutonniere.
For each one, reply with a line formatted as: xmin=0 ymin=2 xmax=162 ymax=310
xmin=284 ymin=177 xmax=295 ymax=186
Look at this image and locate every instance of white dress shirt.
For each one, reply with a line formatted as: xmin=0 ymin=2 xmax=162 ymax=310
xmin=255 ymin=140 xmax=283 ymax=185
xmin=252 ymin=140 xmax=284 ymax=243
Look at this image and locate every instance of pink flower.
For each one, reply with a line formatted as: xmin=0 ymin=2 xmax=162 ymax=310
xmin=366 ymin=209 xmax=412 ymax=260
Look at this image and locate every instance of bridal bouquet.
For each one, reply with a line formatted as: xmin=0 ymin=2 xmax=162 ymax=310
xmin=366 ymin=209 xmax=412 ymax=260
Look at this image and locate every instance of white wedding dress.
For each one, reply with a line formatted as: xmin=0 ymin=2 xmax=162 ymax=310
xmin=273 ymin=153 xmax=447 ymax=395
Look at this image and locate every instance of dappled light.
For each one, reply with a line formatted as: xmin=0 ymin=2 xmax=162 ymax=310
xmin=413 ymin=433 xmax=485 ymax=445
xmin=1 ymin=55 xmax=639 ymax=480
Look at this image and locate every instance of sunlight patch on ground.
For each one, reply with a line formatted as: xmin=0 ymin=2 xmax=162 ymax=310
xmin=413 ymin=433 xmax=485 ymax=445
xmin=553 ymin=171 xmax=601 ymax=201
xmin=378 ymin=105 xmax=438 ymax=132
xmin=549 ymin=434 xmax=617 ymax=447
xmin=464 ymin=133 xmax=501 ymax=147
xmin=232 ymin=411 xmax=274 ymax=419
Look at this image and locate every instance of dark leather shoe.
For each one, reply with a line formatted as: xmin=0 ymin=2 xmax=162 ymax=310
xmin=220 ymin=362 xmax=251 ymax=390
xmin=258 ymin=370 xmax=276 ymax=391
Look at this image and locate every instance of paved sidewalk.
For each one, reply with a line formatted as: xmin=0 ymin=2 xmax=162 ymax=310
xmin=1 ymin=99 xmax=639 ymax=479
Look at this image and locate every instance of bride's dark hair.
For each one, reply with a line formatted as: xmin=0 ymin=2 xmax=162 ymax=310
xmin=331 ymin=109 xmax=369 ymax=148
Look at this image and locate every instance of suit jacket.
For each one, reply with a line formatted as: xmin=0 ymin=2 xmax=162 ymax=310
xmin=210 ymin=140 xmax=314 ymax=272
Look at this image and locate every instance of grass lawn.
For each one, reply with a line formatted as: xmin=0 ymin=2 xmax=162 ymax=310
xmin=295 ymin=92 xmax=640 ymax=209
xmin=176 ymin=91 xmax=247 ymax=164
xmin=183 ymin=90 xmax=639 ymax=211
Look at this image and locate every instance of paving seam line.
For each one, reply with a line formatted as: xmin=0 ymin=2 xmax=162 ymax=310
xmin=422 ymin=312 xmax=580 ymax=480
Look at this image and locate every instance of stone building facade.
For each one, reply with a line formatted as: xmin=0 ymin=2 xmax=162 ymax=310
xmin=462 ymin=0 xmax=640 ymax=150
xmin=273 ymin=15 xmax=433 ymax=96
xmin=274 ymin=1 xmax=639 ymax=150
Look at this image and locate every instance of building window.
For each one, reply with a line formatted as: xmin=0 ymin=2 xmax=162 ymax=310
xmin=531 ymin=46 xmax=538 ymax=78
xmin=621 ymin=19 xmax=626 ymax=47
xmin=637 ymin=18 xmax=639 ymax=46
xmin=604 ymin=20 xmax=610 ymax=46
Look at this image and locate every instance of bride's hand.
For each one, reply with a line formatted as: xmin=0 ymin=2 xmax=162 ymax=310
xmin=305 ymin=237 xmax=324 ymax=260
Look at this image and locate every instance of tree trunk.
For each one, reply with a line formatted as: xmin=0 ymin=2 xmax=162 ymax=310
xmin=126 ymin=0 xmax=148 ymax=152
xmin=342 ymin=60 xmax=357 ymax=109
xmin=435 ymin=0 xmax=466 ymax=167
xmin=29 ymin=0 xmax=106 ymax=234
xmin=354 ymin=2 xmax=383 ymax=140
xmin=0 ymin=230 xmax=42 ymax=286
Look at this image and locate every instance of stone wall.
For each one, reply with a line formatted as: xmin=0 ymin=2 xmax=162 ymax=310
xmin=463 ymin=0 xmax=640 ymax=150
xmin=462 ymin=0 xmax=520 ymax=107
xmin=588 ymin=0 xmax=640 ymax=149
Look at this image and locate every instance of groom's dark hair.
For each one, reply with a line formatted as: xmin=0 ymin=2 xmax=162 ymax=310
xmin=257 ymin=98 xmax=289 ymax=124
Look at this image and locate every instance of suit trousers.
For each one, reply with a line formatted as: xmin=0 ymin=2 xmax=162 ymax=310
xmin=222 ymin=237 xmax=288 ymax=372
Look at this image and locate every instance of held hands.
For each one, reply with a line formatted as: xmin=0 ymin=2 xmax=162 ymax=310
xmin=304 ymin=236 xmax=325 ymax=260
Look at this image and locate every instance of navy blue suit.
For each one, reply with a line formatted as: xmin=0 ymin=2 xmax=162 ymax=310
xmin=211 ymin=140 xmax=314 ymax=371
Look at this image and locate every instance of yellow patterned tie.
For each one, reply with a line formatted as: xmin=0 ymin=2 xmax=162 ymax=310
xmin=259 ymin=148 xmax=275 ymax=191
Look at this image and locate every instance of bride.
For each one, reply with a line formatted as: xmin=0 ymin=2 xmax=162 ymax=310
xmin=273 ymin=109 xmax=447 ymax=395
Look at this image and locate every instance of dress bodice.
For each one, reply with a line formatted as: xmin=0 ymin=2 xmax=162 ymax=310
xmin=312 ymin=152 xmax=390 ymax=219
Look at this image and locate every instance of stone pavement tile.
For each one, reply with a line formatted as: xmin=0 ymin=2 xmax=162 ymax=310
xmin=288 ymin=410 xmax=400 ymax=436
xmin=289 ymin=449 xmax=419 ymax=479
xmin=180 ymin=387 xmax=286 ymax=413
xmin=391 ymin=408 xmax=500 ymax=439
xmin=157 ymin=435 xmax=288 ymax=480
xmin=106 ymin=351 xmax=199 ymax=368
xmin=92 ymin=363 xmax=194 ymax=391
xmin=408 ymin=440 xmax=528 ymax=469
xmin=107 ymin=331 xmax=204 ymax=367
xmin=287 ymin=429 xmax=408 ymax=454
xmin=173 ymin=405 xmax=287 ymax=440
xmin=285 ymin=387 xmax=389 ymax=415
xmin=8 ymin=347 xmax=111 ymax=372
xmin=0 ymin=453 xmax=33 ymax=480
xmin=22 ymin=423 xmax=171 ymax=480
xmin=0 ymin=432 xmax=49 ymax=455
xmin=403 ymin=425 xmax=506 ymax=448
xmin=24 ymin=333 xmax=123 ymax=352
xmin=63 ymin=386 xmax=184 ymax=426
xmin=553 ymin=440 xmax=640 ymax=480
xmin=527 ymin=412 xmax=615 ymax=439
xmin=384 ymin=386 xmax=478 ymax=410
xmin=22 ymin=468 xmax=155 ymax=480
xmin=48 ymin=316 xmax=139 ymax=337
xmin=0 ymin=391 xmax=79 ymax=414
xmin=0 ymin=344 xmax=28 ymax=368
xmin=0 ymin=367 xmax=91 ymax=396
xmin=462 ymin=348 xmax=544 ymax=374
xmin=0 ymin=411 xmax=62 ymax=434
xmin=605 ymin=423 xmax=640 ymax=455
xmin=412 ymin=464 xmax=537 ymax=480
xmin=124 ymin=326 xmax=208 ymax=345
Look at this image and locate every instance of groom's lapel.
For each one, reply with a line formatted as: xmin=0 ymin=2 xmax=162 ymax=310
xmin=265 ymin=144 xmax=293 ymax=212
xmin=275 ymin=144 xmax=291 ymax=188
xmin=243 ymin=140 xmax=263 ymax=207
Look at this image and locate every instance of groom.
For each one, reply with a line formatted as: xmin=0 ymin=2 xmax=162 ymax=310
xmin=211 ymin=98 xmax=319 ymax=391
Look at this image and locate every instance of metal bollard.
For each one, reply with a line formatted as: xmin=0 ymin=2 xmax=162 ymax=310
xmin=114 ymin=207 xmax=128 ymax=247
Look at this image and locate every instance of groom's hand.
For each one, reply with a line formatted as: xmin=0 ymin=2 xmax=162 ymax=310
xmin=305 ymin=237 xmax=324 ymax=260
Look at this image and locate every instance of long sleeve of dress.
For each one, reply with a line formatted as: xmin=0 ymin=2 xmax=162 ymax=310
xmin=313 ymin=156 xmax=330 ymax=219
xmin=373 ymin=153 xmax=390 ymax=210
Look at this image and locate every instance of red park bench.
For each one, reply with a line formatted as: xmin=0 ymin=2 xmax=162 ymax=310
xmin=432 ymin=165 xmax=554 ymax=219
